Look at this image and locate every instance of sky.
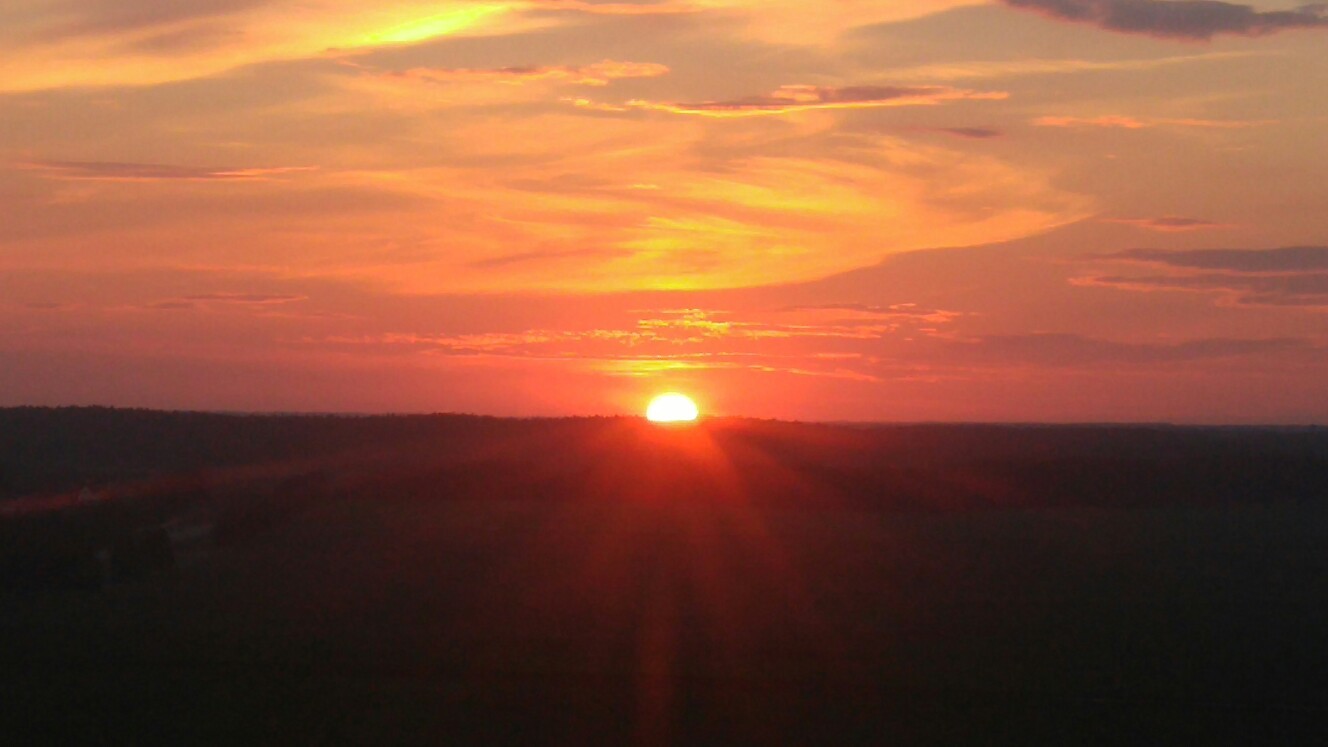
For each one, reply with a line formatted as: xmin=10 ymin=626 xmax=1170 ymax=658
xmin=2 ymin=0 xmax=1326 ymax=422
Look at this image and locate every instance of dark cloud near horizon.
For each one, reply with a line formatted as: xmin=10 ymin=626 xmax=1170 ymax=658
xmin=936 ymin=127 xmax=1003 ymax=139
xmin=1080 ymin=246 xmax=1328 ymax=308
xmin=1110 ymin=216 xmax=1226 ymax=231
xmin=1081 ymin=273 xmax=1328 ymax=307
xmin=1000 ymin=0 xmax=1328 ymax=40
xmin=1104 ymin=246 xmax=1328 ymax=272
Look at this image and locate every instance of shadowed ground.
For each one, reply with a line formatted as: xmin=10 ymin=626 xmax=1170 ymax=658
xmin=2 ymin=414 xmax=1327 ymax=744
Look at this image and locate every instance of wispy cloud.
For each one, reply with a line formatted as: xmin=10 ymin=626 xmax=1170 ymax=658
xmin=1000 ymin=0 xmax=1328 ymax=40
xmin=540 ymin=307 xmax=945 ymax=347
xmin=301 ymin=306 xmax=960 ymax=379
xmin=931 ymin=332 xmax=1314 ymax=366
xmin=22 ymin=301 xmax=70 ymax=310
xmin=522 ymin=0 xmax=697 ymax=16
xmin=778 ymin=303 xmax=964 ymax=327
xmin=875 ymin=51 xmax=1270 ymax=83
xmin=28 ymin=0 xmax=270 ymax=42
xmin=368 ymin=59 xmax=669 ymax=87
xmin=0 ymin=2 xmax=531 ymax=92
xmin=1106 ymin=216 xmax=1231 ymax=232
xmin=1033 ymin=115 xmax=1272 ymax=128
xmin=183 ymin=293 xmax=307 ymax=303
xmin=143 ymin=293 xmax=308 ymax=311
xmin=594 ymin=84 xmax=1007 ymax=118
xmin=20 ymin=160 xmax=314 ymax=182
xmin=934 ymin=127 xmax=1003 ymax=139
xmin=145 ymin=301 xmax=197 ymax=311
xmin=467 ymin=247 xmax=631 ymax=269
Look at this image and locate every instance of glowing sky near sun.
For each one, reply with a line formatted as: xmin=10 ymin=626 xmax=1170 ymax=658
xmin=1 ymin=0 xmax=1327 ymax=421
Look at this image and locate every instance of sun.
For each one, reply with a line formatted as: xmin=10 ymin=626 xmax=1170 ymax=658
xmin=646 ymin=393 xmax=699 ymax=423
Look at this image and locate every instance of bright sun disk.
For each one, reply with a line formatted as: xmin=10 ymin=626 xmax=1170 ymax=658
xmin=646 ymin=393 xmax=699 ymax=423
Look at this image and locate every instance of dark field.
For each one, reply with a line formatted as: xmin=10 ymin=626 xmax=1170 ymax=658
xmin=3 ymin=409 xmax=1327 ymax=744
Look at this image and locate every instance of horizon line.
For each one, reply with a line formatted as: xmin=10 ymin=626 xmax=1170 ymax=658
xmin=2 ymin=404 xmax=1324 ymax=429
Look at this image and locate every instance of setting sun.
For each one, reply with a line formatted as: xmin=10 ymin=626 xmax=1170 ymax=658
xmin=646 ymin=393 xmax=700 ymax=423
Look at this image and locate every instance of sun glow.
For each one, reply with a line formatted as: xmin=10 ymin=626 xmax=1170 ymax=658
xmin=646 ymin=393 xmax=700 ymax=423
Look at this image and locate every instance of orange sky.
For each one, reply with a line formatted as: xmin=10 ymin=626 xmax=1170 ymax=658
xmin=2 ymin=0 xmax=1327 ymax=421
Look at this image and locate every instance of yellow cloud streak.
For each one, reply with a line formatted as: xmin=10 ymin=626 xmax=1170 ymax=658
xmin=315 ymin=135 xmax=1091 ymax=293
xmin=356 ymin=4 xmax=517 ymax=45
xmin=0 ymin=2 xmax=527 ymax=93
xmin=623 ymin=87 xmax=1007 ymax=118
xmin=0 ymin=0 xmax=982 ymax=94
